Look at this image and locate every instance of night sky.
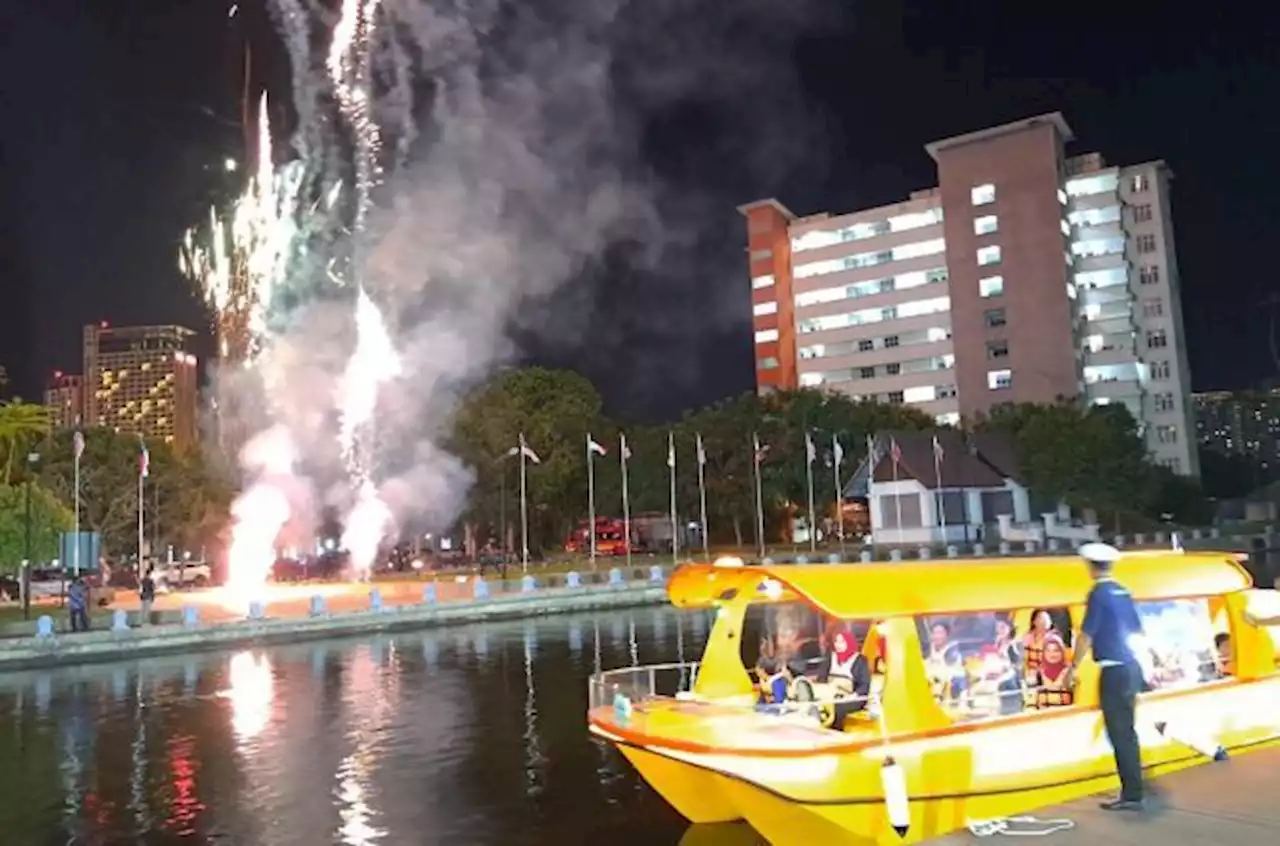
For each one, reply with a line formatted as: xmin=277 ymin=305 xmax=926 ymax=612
xmin=3 ymin=2 xmax=1279 ymax=421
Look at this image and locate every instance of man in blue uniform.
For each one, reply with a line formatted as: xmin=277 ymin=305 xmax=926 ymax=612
xmin=1072 ymin=542 xmax=1145 ymax=811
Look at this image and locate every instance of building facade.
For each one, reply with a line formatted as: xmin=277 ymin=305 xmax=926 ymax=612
xmin=83 ymin=323 xmax=199 ymax=450
xmin=1194 ymin=389 xmax=1280 ymax=476
xmin=43 ymin=372 xmax=84 ymax=428
xmin=741 ymin=113 xmax=1198 ymax=475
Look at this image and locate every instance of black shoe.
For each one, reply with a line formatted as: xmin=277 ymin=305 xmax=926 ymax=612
xmin=1099 ymin=798 xmax=1144 ymax=812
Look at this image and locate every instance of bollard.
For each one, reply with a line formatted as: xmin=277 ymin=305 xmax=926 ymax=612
xmin=1192 ymin=528 xmax=1203 ymax=540
xmin=35 ymin=615 xmax=55 ymax=639
xmin=859 ymin=550 xmax=872 ymax=563
xmin=649 ymin=565 xmax=664 ymax=583
xmin=1047 ymin=539 xmax=1060 ymax=552
xmin=1134 ymin=533 xmax=1146 ymax=546
xmin=310 ymin=595 xmax=328 ymax=617
xmin=521 ymin=574 xmax=537 ymax=594
xmin=423 ymin=583 xmax=437 ymax=605
xmin=827 ymin=553 xmax=842 ymax=564
xmin=369 ymin=589 xmax=384 ymax=612
xmin=1210 ymin=527 xmax=1221 ymax=539
xmin=999 ymin=542 xmax=1011 ymax=556
xmin=946 ymin=545 xmax=958 ymax=558
xmin=609 ymin=567 xmax=625 ymax=587
xmin=182 ymin=606 xmax=200 ymax=628
xmin=761 ymin=556 xmax=775 ymax=566
xmin=1024 ymin=540 xmax=1037 ymax=554
xmin=918 ymin=547 xmax=931 ymax=560
xmin=247 ymin=601 xmax=266 ymax=621
xmin=889 ymin=549 xmax=902 ymax=562
xmin=473 ymin=577 xmax=490 ymax=600
xmin=1154 ymin=531 xmax=1166 ymax=545
xmin=111 ymin=609 xmax=130 ymax=632
xmin=795 ymin=555 xmax=809 ymax=565
xmin=973 ymin=542 xmax=985 ymax=557
xmin=566 ymin=571 xmax=582 ymax=589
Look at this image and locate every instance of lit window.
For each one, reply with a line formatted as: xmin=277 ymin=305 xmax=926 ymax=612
xmin=987 ymin=369 xmax=1012 ymax=390
xmin=903 ymin=386 xmax=936 ymax=403
xmin=1155 ymin=424 xmax=1178 ymax=444
xmin=977 ymin=245 xmax=1001 ymax=266
xmin=1057 ymin=188 xmax=1068 ymax=205
xmin=754 ymin=329 xmax=779 ymax=344
xmin=971 ymin=184 xmax=996 ymax=205
xmin=753 ymin=301 xmax=778 ymax=317
xmin=799 ymin=373 xmax=824 ymax=387
xmin=978 ymin=275 xmax=1004 ymax=297
xmin=758 ymin=357 xmax=779 ymax=370
xmin=752 ymin=274 xmax=775 ymax=290
xmin=1131 ymin=174 xmax=1150 ymax=193
xmin=1068 ymin=205 xmax=1122 ymax=227
xmin=974 ymin=215 xmax=998 ymax=236
xmin=1060 ymin=219 xmax=1070 ymax=236
xmin=1066 ymin=172 xmax=1119 ymax=197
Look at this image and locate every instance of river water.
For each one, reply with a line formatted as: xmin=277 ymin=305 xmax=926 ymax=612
xmin=0 ymin=607 xmax=769 ymax=846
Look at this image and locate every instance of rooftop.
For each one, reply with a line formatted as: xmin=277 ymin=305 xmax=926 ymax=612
xmin=924 ymin=112 xmax=1075 ymax=161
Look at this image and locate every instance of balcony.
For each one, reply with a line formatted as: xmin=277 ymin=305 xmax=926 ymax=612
xmin=1075 ymin=252 xmax=1127 ymax=275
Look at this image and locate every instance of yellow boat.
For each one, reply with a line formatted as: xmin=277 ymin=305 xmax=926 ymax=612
xmin=587 ymin=553 xmax=1280 ymax=845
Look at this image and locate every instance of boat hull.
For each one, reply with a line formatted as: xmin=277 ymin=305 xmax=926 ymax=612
xmin=613 ymin=737 xmax=741 ymax=824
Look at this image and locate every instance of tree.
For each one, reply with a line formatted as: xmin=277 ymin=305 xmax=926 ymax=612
xmin=0 ymin=482 xmax=74 ymax=572
xmin=0 ymin=400 xmax=52 ymax=485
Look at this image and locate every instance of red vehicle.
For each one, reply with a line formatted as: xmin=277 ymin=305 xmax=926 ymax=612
xmin=564 ymin=517 xmax=630 ymax=557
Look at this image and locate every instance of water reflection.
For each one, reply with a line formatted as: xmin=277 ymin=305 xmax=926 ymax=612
xmin=165 ymin=734 xmax=203 ymax=836
xmin=225 ymin=650 xmax=274 ymax=742
xmin=523 ymin=623 xmax=544 ymax=796
xmin=568 ymin=619 xmax=584 ymax=656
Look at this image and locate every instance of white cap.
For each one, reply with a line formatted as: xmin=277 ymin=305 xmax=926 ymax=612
xmin=1079 ymin=542 xmax=1121 ymax=564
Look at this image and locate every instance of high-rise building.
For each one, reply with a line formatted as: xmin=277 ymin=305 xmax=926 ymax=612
xmin=83 ymin=323 xmax=199 ymax=450
xmin=1193 ymin=389 xmax=1280 ymax=475
xmin=741 ymin=113 xmax=1198 ymax=475
xmin=43 ymin=372 xmax=84 ymax=428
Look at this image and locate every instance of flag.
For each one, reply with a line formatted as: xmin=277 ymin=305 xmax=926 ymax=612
xmin=695 ymin=433 xmax=707 ymax=466
xmin=73 ymin=430 xmax=85 ymax=460
xmin=832 ymin=435 xmax=844 ymax=467
xmin=620 ymin=433 xmax=632 ymax=460
xmin=667 ymin=433 xmax=676 ymax=468
xmin=805 ymin=431 xmax=816 ymax=465
xmin=890 ymin=437 xmax=902 ymax=466
xmin=587 ymin=435 xmax=607 ymax=456
xmin=521 ymin=444 xmax=541 ymax=464
xmin=138 ymin=437 xmax=150 ymax=478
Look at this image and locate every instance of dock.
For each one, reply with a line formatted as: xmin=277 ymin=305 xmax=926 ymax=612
xmin=936 ymin=744 xmax=1280 ymax=844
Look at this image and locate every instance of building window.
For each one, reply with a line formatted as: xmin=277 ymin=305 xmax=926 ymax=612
xmin=1060 ymin=219 xmax=1070 ymax=236
xmin=974 ymin=215 xmax=999 ymax=236
xmin=987 ymin=369 xmax=1012 ymax=390
xmin=858 ymin=338 xmax=874 ymax=352
xmin=758 ymin=357 xmax=779 ymax=370
xmin=979 ymin=276 xmax=1004 ymax=297
xmin=1160 ymin=457 xmax=1182 ymax=473
xmin=1058 ymin=188 xmax=1068 ymax=205
xmin=1150 ymin=360 xmax=1171 ymax=380
xmin=859 ymin=366 xmax=875 ymax=379
xmin=971 ymin=183 xmax=996 ymax=206
xmin=1136 ymin=234 xmax=1157 ymax=253
xmin=878 ymin=278 xmax=895 ymax=293
xmin=885 ymin=362 xmax=901 ymax=376
xmin=1141 ymin=298 xmax=1164 ymax=318
xmin=986 ymin=340 xmax=1009 ymax=359
xmin=754 ymin=328 xmax=779 ymax=344
xmin=937 ymin=384 xmax=957 ymax=399
xmin=753 ymin=300 xmax=778 ymax=317
xmin=1139 ymin=265 xmax=1160 ymax=285
xmin=984 ymin=308 xmax=1007 ymax=328
xmin=1155 ymin=424 xmax=1178 ymax=444
xmin=1132 ymin=204 xmax=1153 ymax=223
xmin=887 ymin=390 xmax=905 ymax=404
xmin=977 ymin=245 xmax=1002 ymax=266
xmin=1154 ymin=392 xmax=1176 ymax=412
xmin=1130 ymin=173 xmax=1150 ymax=193
xmin=1146 ymin=329 xmax=1168 ymax=349
xmin=884 ymin=335 xmax=900 ymax=348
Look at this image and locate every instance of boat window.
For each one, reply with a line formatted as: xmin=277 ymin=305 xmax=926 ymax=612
xmin=740 ymin=601 xmax=826 ymax=671
xmin=1134 ymin=599 xmax=1222 ymax=688
xmin=916 ymin=609 xmax=1075 ymax=721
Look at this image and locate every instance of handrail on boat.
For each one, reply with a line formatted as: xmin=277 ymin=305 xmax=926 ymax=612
xmin=588 ymin=661 xmax=701 ymax=711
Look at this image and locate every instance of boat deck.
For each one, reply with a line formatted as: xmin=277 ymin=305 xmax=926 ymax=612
xmin=933 ymin=743 xmax=1280 ymax=843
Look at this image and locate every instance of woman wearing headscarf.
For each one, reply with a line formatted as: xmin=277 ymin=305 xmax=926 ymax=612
xmin=1033 ymin=632 xmax=1075 ymax=708
xmin=815 ymin=625 xmax=871 ymax=728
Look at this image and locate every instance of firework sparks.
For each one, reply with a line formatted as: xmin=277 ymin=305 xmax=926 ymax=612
xmin=328 ymin=0 xmax=384 ymax=234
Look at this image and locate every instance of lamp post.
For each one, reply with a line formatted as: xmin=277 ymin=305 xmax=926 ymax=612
xmin=22 ymin=451 xmax=40 ymax=621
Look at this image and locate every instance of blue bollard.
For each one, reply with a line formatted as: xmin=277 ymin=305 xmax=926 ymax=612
xmin=649 ymin=565 xmax=663 ymax=583
xmin=473 ymin=577 xmax=490 ymax=600
xmin=309 ymin=595 xmax=328 ymax=617
xmin=369 ymin=588 xmax=384 ymax=612
xmin=609 ymin=567 xmax=625 ymax=587
xmin=35 ymin=615 xmax=55 ymax=638
xmin=247 ymin=601 xmax=265 ymax=621
xmin=859 ymin=550 xmax=872 ymax=563
xmin=762 ymin=556 xmax=775 ymax=566
xmin=566 ymin=571 xmax=582 ymax=589
xmin=182 ymin=606 xmax=200 ymax=628
xmin=889 ymin=549 xmax=903 ymax=562
xmin=827 ymin=553 xmax=841 ymax=564
xmin=521 ymin=574 xmax=537 ymax=593
xmin=111 ymin=609 xmax=130 ymax=631
xmin=423 ymin=583 xmax=437 ymax=605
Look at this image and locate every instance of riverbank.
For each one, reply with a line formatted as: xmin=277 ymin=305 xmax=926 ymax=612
xmin=0 ymin=573 xmax=668 ymax=671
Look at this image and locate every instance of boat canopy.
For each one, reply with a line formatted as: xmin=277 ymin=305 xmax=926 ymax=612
xmin=668 ymin=553 xmax=1251 ymax=620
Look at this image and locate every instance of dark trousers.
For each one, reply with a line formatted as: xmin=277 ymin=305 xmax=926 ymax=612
xmin=1099 ymin=663 xmax=1143 ymax=800
xmin=69 ymin=608 xmax=89 ymax=632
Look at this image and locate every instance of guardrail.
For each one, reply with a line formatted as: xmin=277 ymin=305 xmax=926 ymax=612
xmin=588 ymin=661 xmax=700 ymax=710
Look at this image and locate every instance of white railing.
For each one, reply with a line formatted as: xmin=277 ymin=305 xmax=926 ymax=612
xmin=588 ymin=661 xmax=700 ymax=710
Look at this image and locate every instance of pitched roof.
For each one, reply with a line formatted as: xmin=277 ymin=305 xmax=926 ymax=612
xmin=842 ymin=429 xmax=1020 ymax=497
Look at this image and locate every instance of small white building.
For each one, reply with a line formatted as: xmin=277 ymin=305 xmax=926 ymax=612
xmin=845 ymin=430 xmax=1031 ymax=546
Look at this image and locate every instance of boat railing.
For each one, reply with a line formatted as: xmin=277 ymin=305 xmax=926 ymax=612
xmin=588 ymin=661 xmax=701 ymax=711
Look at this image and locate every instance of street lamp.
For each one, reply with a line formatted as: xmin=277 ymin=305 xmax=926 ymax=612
xmin=22 ymin=451 xmax=40 ymax=621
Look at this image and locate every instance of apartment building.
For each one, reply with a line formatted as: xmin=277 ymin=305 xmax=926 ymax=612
xmin=741 ymin=112 xmax=1198 ymax=475
xmin=43 ymin=372 xmax=84 ymax=428
xmin=1194 ymin=389 xmax=1280 ymax=475
xmin=83 ymin=322 xmax=199 ymax=450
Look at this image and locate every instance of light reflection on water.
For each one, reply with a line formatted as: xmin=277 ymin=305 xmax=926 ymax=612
xmin=0 ymin=607 xmax=724 ymax=845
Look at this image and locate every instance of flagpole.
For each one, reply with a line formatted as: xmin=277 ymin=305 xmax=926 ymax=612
xmin=805 ymin=432 xmax=817 ymax=554
xmin=933 ymin=435 xmax=947 ymax=546
xmin=891 ymin=437 xmax=904 ymax=546
xmin=668 ymin=432 xmax=678 ymax=566
xmin=519 ymin=432 xmax=530 ymax=574
xmin=137 ymin=468 xmax=145 ymax=577
xmin=832 ymin=434 xmax=845 ymax=554
xmin=620 ymin=434 xmax=632 ymax=569
xmin=752 ymin=433 xmax=765 ymax=560
xmin=586 ymin=433 xmax=596 ymax=568
xmin=866 ymin=434 xmax=876 ymax=545
xmin=73 ymin=432 xmax=81 ymax=577
xmin=696 ymin=434 xmax=709 ymax=562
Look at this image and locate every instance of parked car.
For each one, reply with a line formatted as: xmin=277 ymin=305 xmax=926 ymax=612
xmin=152 ymin=561 xmax=213 ymax=592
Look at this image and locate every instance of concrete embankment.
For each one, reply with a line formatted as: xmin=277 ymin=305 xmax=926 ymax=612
xmin=0 ymin=581 xmax=667 ymax=671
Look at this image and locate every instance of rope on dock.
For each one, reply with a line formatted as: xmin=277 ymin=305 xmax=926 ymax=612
xmin=967 ymin=816 xmax=1076 ymax=837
